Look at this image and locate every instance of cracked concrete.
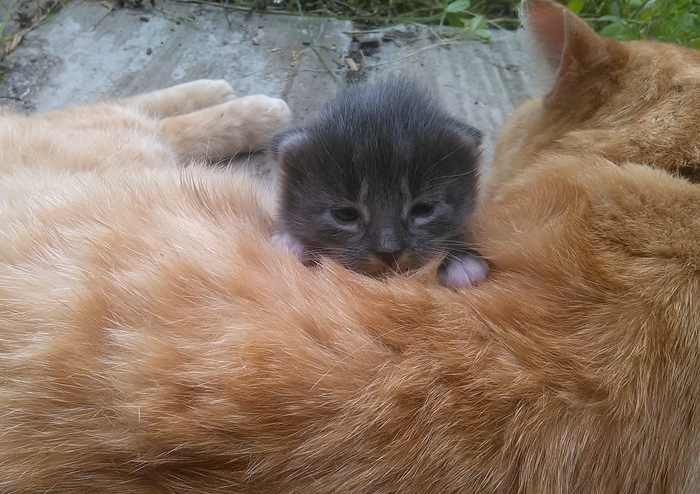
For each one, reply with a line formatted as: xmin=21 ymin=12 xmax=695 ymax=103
xmin=0 ymin=0 xmax=539 ymax=169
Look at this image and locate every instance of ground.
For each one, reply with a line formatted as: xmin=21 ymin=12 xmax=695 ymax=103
xmin=0 ymin=0 xmax=538 ymax=179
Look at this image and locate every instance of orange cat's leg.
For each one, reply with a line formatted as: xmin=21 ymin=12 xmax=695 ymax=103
xmin=118 ymin=80 xmax=236 ymax=118
xmin=161 ymin=95 xmax=292 ymax=160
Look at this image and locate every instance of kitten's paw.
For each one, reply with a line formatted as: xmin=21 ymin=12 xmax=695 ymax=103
xmin=438 ymin=253 xmax=489 ymax=289
xmin=271 ymin=229 xmax=307 ymax=261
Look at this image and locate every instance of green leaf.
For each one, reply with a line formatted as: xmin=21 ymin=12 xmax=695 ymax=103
xmin=444 ymin=12 xmax=464 ymax=27
xmin=566 ymin=0 xmax=585 ymax=14
xmin=445 ymin=0 xmax=470 ymax=13
xmin=599 ymin=15 xmax=623 ymax=23
xmin=656 ymin=21 xmax=675 ymax=38
xmin=600 ymin=23 xmax=624 ymax=37
xmin=599 ymin=22 xmax=636 ymax=40
xmin=470 ymin=14 xmax=485 ymax=31
xmin=474 ymin=28 xmax=492 ymax=41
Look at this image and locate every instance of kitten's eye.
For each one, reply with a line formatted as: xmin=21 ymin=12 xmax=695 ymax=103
xmin=332 ymin=206 xmax=361 ymax=222
xmin=410 ymin=202 xmax=435 ymax=217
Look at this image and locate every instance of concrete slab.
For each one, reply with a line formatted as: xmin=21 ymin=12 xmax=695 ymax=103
xmin=0 ymin=1 xmax=353 ymax=118
xmin=0 ymin=0 xmax=539 ymax=167
xmin=350 ymin=25 xmax=539 ymax=164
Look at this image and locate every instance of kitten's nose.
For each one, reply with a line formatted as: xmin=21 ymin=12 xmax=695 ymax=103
xmin=375 ymin=250 xmax=402 ymax=266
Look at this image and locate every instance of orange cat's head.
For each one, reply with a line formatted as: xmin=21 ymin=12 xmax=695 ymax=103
xmin=485 ymin=0 xmax=700 ymax=195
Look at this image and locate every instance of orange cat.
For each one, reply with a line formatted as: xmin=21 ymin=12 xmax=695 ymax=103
xmin=2 ymin=1 xmax=700 ymax=492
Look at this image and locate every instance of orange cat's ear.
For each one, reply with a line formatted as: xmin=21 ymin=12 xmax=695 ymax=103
xmin=521 ymin=0 xmax=606 ymax=102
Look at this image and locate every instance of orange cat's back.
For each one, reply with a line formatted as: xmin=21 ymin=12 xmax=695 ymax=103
xmin=0 ymin=104 xmax=175 ymax=178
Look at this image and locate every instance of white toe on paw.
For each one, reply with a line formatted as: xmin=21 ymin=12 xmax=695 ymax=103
xmin=438 ymin=254 xmax=489 ymax=289
xmin=268 ymin=99 xmax=293 ymax=129
xmin=257 ymin=96 xmax=292 ymax=131
xmin=238 ymin=95 xmax=293 ymax=132
xmin=200 ymin=79 xmax=236 ymax=103
xmin=271 ymin=229 xmax=307 ymax=261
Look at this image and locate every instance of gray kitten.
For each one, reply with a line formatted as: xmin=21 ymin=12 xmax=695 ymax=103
xmin=270 ymin=78 xmax=489 ymax=288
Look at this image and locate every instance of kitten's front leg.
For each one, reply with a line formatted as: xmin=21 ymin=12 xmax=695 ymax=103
xmin=438 ymin=246 xmax=489 ymax=289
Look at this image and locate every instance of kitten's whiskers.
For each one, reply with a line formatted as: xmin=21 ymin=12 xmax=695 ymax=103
xmin=421 ymin=141 xmax=472 ymax=180
xmin=323 ymin=142 xmax=347 ymax=179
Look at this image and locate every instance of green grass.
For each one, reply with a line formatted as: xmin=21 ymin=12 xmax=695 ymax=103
xmin=1 ymin=0 xmax=694 ymax=64
xmin=0 ymin=0 xmax=16 ymax=47
xmin=228 ymin=0 xmax=700 ymax=47
xmin=571 ymin=0 xmax=700 ymax=48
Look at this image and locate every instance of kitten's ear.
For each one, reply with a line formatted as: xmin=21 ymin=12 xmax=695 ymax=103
xmin=521 ymin=0 xmax=609 ymax=102
xmin=271 ymin=129 xmax=309 ymax=163
xmin=449 ymin=120 xmax=482 ymax=150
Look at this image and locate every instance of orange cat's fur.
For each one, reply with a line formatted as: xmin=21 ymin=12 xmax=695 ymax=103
xmin=2 ymin=0 xmax=700 ymax=491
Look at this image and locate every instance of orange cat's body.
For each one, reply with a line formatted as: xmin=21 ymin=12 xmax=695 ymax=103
xmin=2 ymin=1 xmax=700 ymax=492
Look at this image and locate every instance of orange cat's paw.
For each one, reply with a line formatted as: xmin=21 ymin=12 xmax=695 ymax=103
xmin=161 ymin=94 xmax=292 ymax=157
xmin=188 ymin=79 xmax=237 ymax=108
xmin=239 ymin=94 xmax=292 ymax=128
xmin=229 ymin=95 xmax=293 ymax=150
xmin=130 ymin=80 xmax=239 ymax=119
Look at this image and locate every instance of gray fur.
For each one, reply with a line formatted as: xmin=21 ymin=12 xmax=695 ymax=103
xmin=272 ymin=77 xmax=488 ymax=285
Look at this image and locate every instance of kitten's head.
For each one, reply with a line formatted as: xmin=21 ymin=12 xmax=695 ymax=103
xmin=272 ymin=78 xmax=482 ymax=276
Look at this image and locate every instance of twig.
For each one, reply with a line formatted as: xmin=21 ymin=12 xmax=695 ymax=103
xmin=152 ymin=6 xmax=200 ymax=30
xmin=0 ymin=0 xmax=16 ymax=51
xmin=363 ymin=38 xmax=490 ymax=69
xmin=342 ymin=29 xmax=382 ymax=35
xmin=426 ymin=22 xmax=448 ymax=44
xmin=2 ymin=0 xmax=69 ymax=56
xmin=294 ymin=0 xmax=344 ymax=88
xmin=360 ymin=48 xmax=368 ymax=67
xmin=171 ymin=0 xmax=295 ymax=16
xmin=91 ymin=1 xmax=115 ymax=32
xmin=223 ymin=6 xmax=232 ymax=29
